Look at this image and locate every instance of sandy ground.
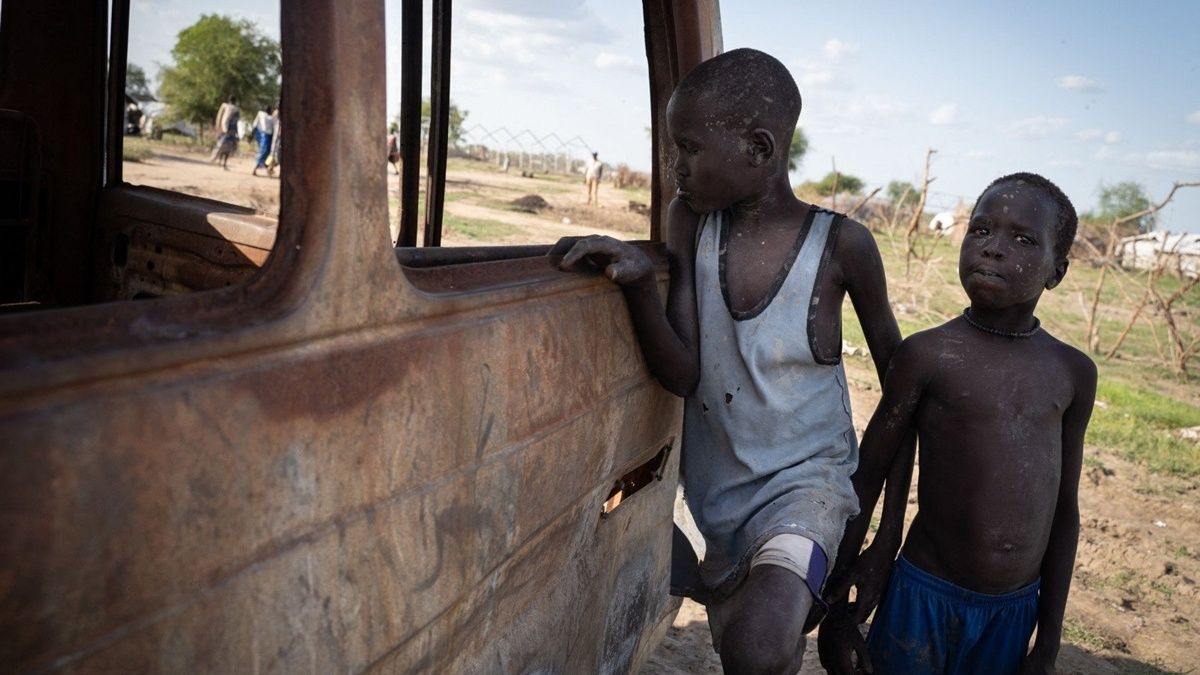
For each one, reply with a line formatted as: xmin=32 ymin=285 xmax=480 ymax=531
xmin=123 ymin=143 xmax=1197 ymax=674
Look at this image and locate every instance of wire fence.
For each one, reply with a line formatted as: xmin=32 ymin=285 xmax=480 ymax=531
xmin=452 ymin=124 xmax=595 ymax=176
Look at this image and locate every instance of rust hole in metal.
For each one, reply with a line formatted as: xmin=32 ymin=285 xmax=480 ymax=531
xmin=600 ymin=444 xmax=671 ymax=517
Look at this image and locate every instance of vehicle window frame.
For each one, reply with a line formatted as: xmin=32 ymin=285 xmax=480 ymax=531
xmin=392 ymin=0 xmax=673 ymax=253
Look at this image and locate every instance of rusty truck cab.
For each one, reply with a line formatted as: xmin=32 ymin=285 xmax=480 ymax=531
xmin=0 ymin=0 xmax=720 ymax=672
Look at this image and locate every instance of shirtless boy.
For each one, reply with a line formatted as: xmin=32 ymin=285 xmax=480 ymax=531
xmin=554 ymin=48 xmax=905 ymax=673
xmin=821 ymin=173 xmax=1096 ymax=675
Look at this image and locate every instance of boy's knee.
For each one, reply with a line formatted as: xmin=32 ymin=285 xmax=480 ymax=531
xmin=720 ymin=626 xmax=805 ymax=675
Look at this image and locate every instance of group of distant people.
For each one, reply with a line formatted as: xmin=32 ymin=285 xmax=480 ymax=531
xmin=209 ymin=94 xmax=280 ymax=176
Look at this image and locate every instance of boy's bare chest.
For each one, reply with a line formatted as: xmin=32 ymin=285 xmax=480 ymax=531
xmin=723 ymin=225 xmax=836 ymax=314
xmin=921 ymin=350 xmax=1073 ymax=430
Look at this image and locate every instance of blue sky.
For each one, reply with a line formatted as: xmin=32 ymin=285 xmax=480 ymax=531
xmin=128 ymin=0 xmax=1200 ymax=230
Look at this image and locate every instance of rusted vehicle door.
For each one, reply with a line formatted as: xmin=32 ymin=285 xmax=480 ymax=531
xmin=0 ymin=0 xmax=721 ymax=672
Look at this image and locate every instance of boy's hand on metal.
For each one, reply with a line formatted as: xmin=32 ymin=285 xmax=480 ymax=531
xmin=817 ymin=605 xmax=872 ymax=675
xmin=556 ymin=235 xmax=653 ymax=285
xmin=850 ymin=542 xmax=896 ymax=623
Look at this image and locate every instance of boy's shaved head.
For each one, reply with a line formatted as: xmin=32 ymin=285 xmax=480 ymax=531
xmin=974 ymin=172 xmax=1078 ymax=259
xmin=673 ymin=48 xmax=802 ymax=142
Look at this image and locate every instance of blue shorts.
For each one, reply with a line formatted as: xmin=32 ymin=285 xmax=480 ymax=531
xmin=867 ymin=555 xmax=1039 ymax=675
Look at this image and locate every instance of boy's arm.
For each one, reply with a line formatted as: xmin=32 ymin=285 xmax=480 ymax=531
xmin=555 ymin=198 xmax=701 ymax=395
xmin=837 ymin=218 xmax=916 ymax=609
xmin=826 ymin=339 xmax=927 ymax=601
xmin=838 ymin=219 xmax=901 ymax=380
xmin=1024 ymin=353 xmax=1097 ymax=672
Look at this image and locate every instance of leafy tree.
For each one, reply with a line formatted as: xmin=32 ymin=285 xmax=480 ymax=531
xmin=394 ymin=99 xmax=469 ymax=146
xmin=788 ymin=128 xmax=809 ymax=172
xmin=809 ymin=170 xmax=863 ymax=196
xmin=126 ymin=63 xmax=153 ymax=101
xmin=157 ymin=14 xmax=280 ymax=128
xmin=1097 ymin=181 xmax=1154 ymax=232
xmin=886 ymin=180 xmax=918 ymax=206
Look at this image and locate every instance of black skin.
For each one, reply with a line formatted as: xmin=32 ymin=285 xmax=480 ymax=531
xmin=821 ymin=182 xmax=1097 ymax=675
xmin=554 ymin=88 xmax=906 ymax=674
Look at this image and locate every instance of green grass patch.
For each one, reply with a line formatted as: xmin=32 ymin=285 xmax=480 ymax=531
xmin=122 ymin=140 xmax=153 ymax=163
xmin=1063 ymin=618 xmax=1126 ymax=653
xmin=1090 ymin=380 xmax=1200 ymax=476
xmin=443 ymin=214 xmax=520 ymax=240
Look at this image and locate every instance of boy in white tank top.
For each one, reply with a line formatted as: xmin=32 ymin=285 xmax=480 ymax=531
xmin=555 ymin=48 xmax=907 ymax=673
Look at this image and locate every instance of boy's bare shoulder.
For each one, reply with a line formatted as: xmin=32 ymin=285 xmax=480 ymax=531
xmin=832 ymin=215 xmax=878 ymax=257
xmin=886 ymin=323 xmax=954 ymax=375
xmin=1039 ymin=329 xmax=1098 ymax=384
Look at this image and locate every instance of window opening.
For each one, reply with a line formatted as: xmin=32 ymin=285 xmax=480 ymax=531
xmin=388 ymin=0 xmax=654 ymax=250
xmin=122 ymin=4 xmax=282 ymax=214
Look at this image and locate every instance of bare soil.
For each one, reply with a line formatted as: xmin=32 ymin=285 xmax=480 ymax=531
xmin=123 ymin=143 xmax=1198 ymax=674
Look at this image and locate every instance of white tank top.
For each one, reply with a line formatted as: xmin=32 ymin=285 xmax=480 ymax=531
xmin=681 ymin=207 xmax=859 ymax=598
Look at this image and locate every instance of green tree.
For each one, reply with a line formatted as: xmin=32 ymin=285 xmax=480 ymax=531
xmin=788 ymin=128 xmax=809 ymax=172
xmin=394 ymin=99 xmax=469 ymax=146
xmin=126 ymin=63 xmax=153 ymax=101
xmin=809 ymin=170 xmax=863 ymax=196
xmin=886 ymin=180 xmax=918 ymax=206
xmin=1097 ymin=181 xmax=1154 ymax=232
xmin=157 ymin=14 xmax=280 ymax=128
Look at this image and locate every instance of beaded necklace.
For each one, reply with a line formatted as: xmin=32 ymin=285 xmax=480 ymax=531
xmin=962 ymin=307 xmax=1041 ymax=338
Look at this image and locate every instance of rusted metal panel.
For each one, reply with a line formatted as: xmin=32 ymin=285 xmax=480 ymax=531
xmin=646 ymin=0 xmax=723 ymax=240
xmin=0 ymin=0 xmax=720 ymax=671
xmin=0 ymin=280 xmax=681 ymax=672
xmin=93 ymin=188 xmax=275 ymax=300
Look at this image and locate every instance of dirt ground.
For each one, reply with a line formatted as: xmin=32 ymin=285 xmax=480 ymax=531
xmin=123 ymin=143 xmax=1198 ymax=674
xmin=122 ymin=142 xmax=652 ymax=246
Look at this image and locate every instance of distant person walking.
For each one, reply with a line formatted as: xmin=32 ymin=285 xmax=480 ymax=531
xmin=387 ymin=122 xmax=401 ymax=175
xmin=252 ymin=104 xmax=276 ymax=176
xmin=585 ymin=151 xmax=604 ymax=206
xmin=266 ymin=115 xmax=281 ymax=177
xmin=209 ymin=94 xmax=240 ymax=170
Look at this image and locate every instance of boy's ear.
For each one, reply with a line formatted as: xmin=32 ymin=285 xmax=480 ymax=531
xmin=748 ymin=128 xmax=775 ymax=167
xmin=1046 ymin=258 xmax=1069 ymax=290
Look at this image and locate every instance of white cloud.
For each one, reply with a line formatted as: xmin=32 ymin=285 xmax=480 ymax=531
xmin=1047 ymin=158 xmax=1083 ymax=169
xmin=1075 ymin=129 xmax=1122 ymax=144
xmin=800 ymin=69 xmax=834 ymax=88
xmin=594 ymin=53 xmax=639 ymax=72
xmin=1056 ymin=75 xmax=1101 ymax=92
xmin=964 ymin=149 xmax=994 ymax=160
xmin=929 ymin=103 xmax=959 ymax=126
xmin=1006 ymin=116 xmax=1068 ymax=139
xmin=823 ymin=39 xmax=860 ymax=62
xmin=848 ymin=95 xmax=910 ymax=118
xmin=1188 ymin=111 xmax=1200 ymax=125
xmin=1143 ymin=150 xmax=1200 ymax=172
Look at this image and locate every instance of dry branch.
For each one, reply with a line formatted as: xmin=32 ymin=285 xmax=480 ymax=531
xmin=904 ymin=148 xmax=937 ymax=275
xmin=846 ymin=187 xmax=881 ymax=219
